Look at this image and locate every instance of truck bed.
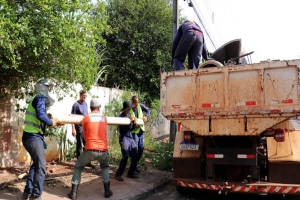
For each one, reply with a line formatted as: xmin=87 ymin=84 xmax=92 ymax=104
xmin=160 ymin=59 xmax=300 ymax=136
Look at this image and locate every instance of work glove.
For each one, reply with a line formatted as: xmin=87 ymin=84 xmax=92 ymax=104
xmin=143 ymin=116 xmax=148 ymax=123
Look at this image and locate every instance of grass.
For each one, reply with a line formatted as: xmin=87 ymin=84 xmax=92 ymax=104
xmin=108 ymin=131 xmax=174 ymax=171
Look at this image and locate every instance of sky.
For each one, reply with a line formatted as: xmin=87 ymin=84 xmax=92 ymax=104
xmin=179 ymin=0 xmax=300 ymax=62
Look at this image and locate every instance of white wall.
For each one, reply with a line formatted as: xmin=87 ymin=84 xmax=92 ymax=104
xmin=3 ymin=85 xmax=170 ymax=166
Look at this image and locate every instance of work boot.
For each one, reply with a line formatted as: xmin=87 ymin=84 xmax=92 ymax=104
xmin=135 ymin=168 xmax=141 ymax=174
xmin=68 ymin=184 xmax=79 ymax=200
xmin=22 ymin=193 xmax=30 ymax=199
xmin=103 ymin=182 xmax=113 ymax=198
xmin=29 ymin=197 xmax=41 ymax=200
xmin=127 ymin=173 xmax=138 ymax=178
xmin=114 ymin=175 xmax=123 ymax=181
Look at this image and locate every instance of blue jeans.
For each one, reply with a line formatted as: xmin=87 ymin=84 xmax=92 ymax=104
xmin=133 ymin=132 xmax=145 ymax=163
xmin=71 ymin=149 xmax=110 ymax=185
xmin=22 ymin=133 xmax=46 ymax=198
xmin=173 ymin=31 xmax=204 ymax=70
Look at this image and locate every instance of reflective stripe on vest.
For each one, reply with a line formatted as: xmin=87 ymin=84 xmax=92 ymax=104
xmin=24 ymin=95 xmax=43 ymax=134
xmin=130 ymin=104 xmax=145 ymax=133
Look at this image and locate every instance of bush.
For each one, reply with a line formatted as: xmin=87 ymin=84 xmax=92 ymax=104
xmin=151 ymin=141 xmax=174 ymax=171
xmin=108 ymin=127 xmax=122 ymax=164
xmin=143 ymin=132 xmax=174 ymax=171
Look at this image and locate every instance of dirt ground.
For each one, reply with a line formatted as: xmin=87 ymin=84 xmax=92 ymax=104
xmin=0 ymin=159 xmax=172 ymax=200
xmin=0 ymin=161 xmax=96 ymax=193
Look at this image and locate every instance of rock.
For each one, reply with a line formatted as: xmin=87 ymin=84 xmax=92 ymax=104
xmin=49 ymin=168 xmax=56 ymax=173
xmin=18 ymin=173 xmax=28 ymax=180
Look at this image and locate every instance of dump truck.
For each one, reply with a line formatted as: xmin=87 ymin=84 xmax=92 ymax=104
xmin=161 ymin=39 xmax=300 ymax=197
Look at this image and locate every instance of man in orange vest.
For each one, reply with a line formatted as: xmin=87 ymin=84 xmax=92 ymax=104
xmin=68 ymin=98 xmax=113 ymax=199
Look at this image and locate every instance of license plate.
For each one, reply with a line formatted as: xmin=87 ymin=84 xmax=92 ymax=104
xmin=180 ymin=142 xmax=199 ymax=150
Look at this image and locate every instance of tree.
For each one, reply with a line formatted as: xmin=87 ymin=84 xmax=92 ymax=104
xmin=103 ymin=0 xmax=173 ymax=103
xmin=0 ymin=0 xmax=109 ymax=98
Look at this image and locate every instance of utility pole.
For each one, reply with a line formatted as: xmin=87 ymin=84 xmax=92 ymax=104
xmin=172 ymin=0 xmax=179 ymax=39
xmin=170 ymin=0 xmax=179 ymax=143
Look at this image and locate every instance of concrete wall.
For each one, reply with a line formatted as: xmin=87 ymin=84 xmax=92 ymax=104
xmin=149 ymin=112 xmax=170 ymax=139
xmin=0 ymin=85 xmax=170 ymax=167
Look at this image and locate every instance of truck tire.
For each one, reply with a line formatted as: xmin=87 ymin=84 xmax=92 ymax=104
xmin=176 ymin=186 xmax=194 ymax=195
xmin=286 ymin=194 xmax=300 ymax=200
xmin=176 ymin=186 xmax=209 ymax=196
xmin=199 ymin=60 xmax=224 ymax=68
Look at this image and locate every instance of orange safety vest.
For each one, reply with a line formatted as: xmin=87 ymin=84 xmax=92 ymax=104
xmin=82 ymin=111 xmax=108 ymax=150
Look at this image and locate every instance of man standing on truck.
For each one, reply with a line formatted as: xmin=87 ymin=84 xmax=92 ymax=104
xmin=130 ymin=96 xmax=150 ymax=173
xmin=71 ymin=90 xmax=95 ymax=168
xmin=172 ymin=20 xmax=208 ymax=70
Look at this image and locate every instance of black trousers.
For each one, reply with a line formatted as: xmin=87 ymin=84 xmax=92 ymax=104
xmin=173 ymin=31 xmax=204 ymax=70
xmin=75 ymin=127 xmax=85 ymax=159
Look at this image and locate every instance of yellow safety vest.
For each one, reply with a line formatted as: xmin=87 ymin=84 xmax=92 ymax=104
xmin=130 ymin=104 xmax=145 ymax=133
xmin=24 ymin=95 xmax=43 ymax=135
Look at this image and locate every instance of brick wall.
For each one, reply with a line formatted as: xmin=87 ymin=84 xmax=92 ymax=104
xmin=0 ymin=100 xmax=20 ymax=167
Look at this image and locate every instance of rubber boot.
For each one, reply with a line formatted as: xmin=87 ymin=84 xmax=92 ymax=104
xmin=103 ymin=182 xmax=113 ymax=198
xmin=68 ymin=184 xmax=79 ymax=200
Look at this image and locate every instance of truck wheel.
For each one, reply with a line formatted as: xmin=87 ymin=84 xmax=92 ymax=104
xmin=176 ymin=186 xmax=194 ymax=195
xmin=285 ymin=194 xmax=300 ymax=200
xmin=176 ymin=186 xmax=196 ymax=196
xmin=176 ymin=186 xmax=209 ymax=196
xmin=199 ymin=60 xmax=224 ymax=68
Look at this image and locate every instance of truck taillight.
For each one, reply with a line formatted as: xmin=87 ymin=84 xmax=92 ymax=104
xmin=178 ymin=123 xmax=182 ymax=131
xmin=274 ymin=128 xmax=285 ymax=142
xmin=184 ymin=131 xmax=192 ymax=143
xmin=237 ymin=154 xmax=256 ymax=159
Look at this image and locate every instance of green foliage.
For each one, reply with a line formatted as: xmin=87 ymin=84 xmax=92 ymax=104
xmin=104 ymin=90 xmax=133 ymax=116
xmin=143 ymin=131 xmax=174 ymax=171
xmin=144 ymin=132 xmax=158 ymax=152
xmin=151 ymin=141 xmax=174 ymax=171
xmin=148 ymin=99 xmax=160 ymax=122
xmin=94 ymin=48 xmax=110 ymax=85
xmin=108 ymin=127 xmax=122 ymax=164
xmin=104 ymin=97 xmax=122 ymax=117
xmin=0 ymin=0 xmax=109 ymax=98
xmin=103 ymin=0 xmax=173 ymax=102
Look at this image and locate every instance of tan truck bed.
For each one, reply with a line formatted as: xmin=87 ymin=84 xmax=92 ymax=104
xmin=160 ymin=59 xmax=300 ymax=136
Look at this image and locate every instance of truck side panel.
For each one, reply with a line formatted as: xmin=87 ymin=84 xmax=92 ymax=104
xmin=161 ymin=60 xmax=300 ymax=136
